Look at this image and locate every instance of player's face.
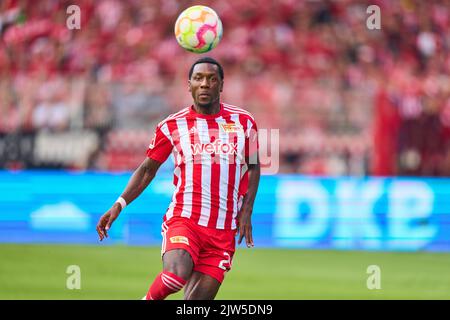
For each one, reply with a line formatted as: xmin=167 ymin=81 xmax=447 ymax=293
xmin=189 ymin=63 xmax=223 ymax=108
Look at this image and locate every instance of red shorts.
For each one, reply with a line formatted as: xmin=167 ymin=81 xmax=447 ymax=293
xmin=160 ymin=217 xmax=237 ymax=283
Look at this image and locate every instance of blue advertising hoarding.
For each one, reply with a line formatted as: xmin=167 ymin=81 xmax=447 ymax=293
xmin=0 ymin=171 xmax=449 ymax=251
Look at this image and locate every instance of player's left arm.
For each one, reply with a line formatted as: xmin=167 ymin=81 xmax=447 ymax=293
xmin=237 ymin=160 xmax=260 ymax=248
xmin=238 ymin=119 xmax=261 ymax=247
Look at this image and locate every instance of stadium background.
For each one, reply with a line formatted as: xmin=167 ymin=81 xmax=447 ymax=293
xmin=1 ymin=0 xmax=450 ymax=299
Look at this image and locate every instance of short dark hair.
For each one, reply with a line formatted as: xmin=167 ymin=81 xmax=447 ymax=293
xmin=188 ymin=57 xmax=224 ymax=80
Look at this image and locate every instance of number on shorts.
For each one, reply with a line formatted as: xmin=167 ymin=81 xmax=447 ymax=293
xmin=218 ymin=252 xmax=231 ymax=271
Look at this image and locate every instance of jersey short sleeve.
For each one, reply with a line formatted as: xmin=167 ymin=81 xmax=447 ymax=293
xmin=245 ymin=117 xmax=259 ymax=165
xmin=240 ymin=116 xmax=259 ymax=197
xmin=146 ymin=123 xmax=173 ymax=163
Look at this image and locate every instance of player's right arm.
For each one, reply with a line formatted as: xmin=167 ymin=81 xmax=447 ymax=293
xmin=96 ymin=158 xmax=162 ymax=241
xmin=96 ymin=120 xmax=174 ymax=241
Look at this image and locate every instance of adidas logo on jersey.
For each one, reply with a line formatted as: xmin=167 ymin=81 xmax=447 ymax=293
xmin=188 ymin=127 xmax=198 ymax=134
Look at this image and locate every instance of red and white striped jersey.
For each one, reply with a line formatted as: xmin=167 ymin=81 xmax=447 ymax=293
xmin=146 ymin=103 xmax=258 ymax=230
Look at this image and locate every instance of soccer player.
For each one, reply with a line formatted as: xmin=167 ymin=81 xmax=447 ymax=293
xmin=96 ymin=57 xmax=260 ymax=300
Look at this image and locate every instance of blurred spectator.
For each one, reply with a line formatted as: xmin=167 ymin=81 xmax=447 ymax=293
xmin=31 ymin=77 xmax=70 ymax=132
xmin=83 ymin=82 xmax=113 ymax=134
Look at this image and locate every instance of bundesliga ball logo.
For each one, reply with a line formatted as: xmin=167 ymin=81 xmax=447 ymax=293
xmin=174 ymin=5 xmax=223 ymax=53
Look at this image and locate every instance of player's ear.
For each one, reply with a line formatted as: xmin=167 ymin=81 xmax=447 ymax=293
xmin=188 ymin=80 xmax=192 ymax=92
xmin=220 ymin=80 xmax=223 ymax=92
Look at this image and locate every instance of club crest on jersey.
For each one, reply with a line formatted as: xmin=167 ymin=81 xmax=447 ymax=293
xmin=220 ymin=123 xmax=243 ymax=133
xmin=170 ymin=236 xmax=189 ymax=245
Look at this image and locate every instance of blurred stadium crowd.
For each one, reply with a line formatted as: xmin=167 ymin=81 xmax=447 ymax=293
xmin=1 ymin=0 xmax=450 ymax=176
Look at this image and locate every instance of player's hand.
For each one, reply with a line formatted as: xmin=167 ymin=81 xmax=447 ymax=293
xmin=96 ymin=203 xmax=121 ymax=241
xmin=237 ymin=205 xmax=254 ymax=248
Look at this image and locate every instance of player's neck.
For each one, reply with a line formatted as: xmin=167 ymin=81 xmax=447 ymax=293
xmin=193 ymin=101 xmax=221 ymax=115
